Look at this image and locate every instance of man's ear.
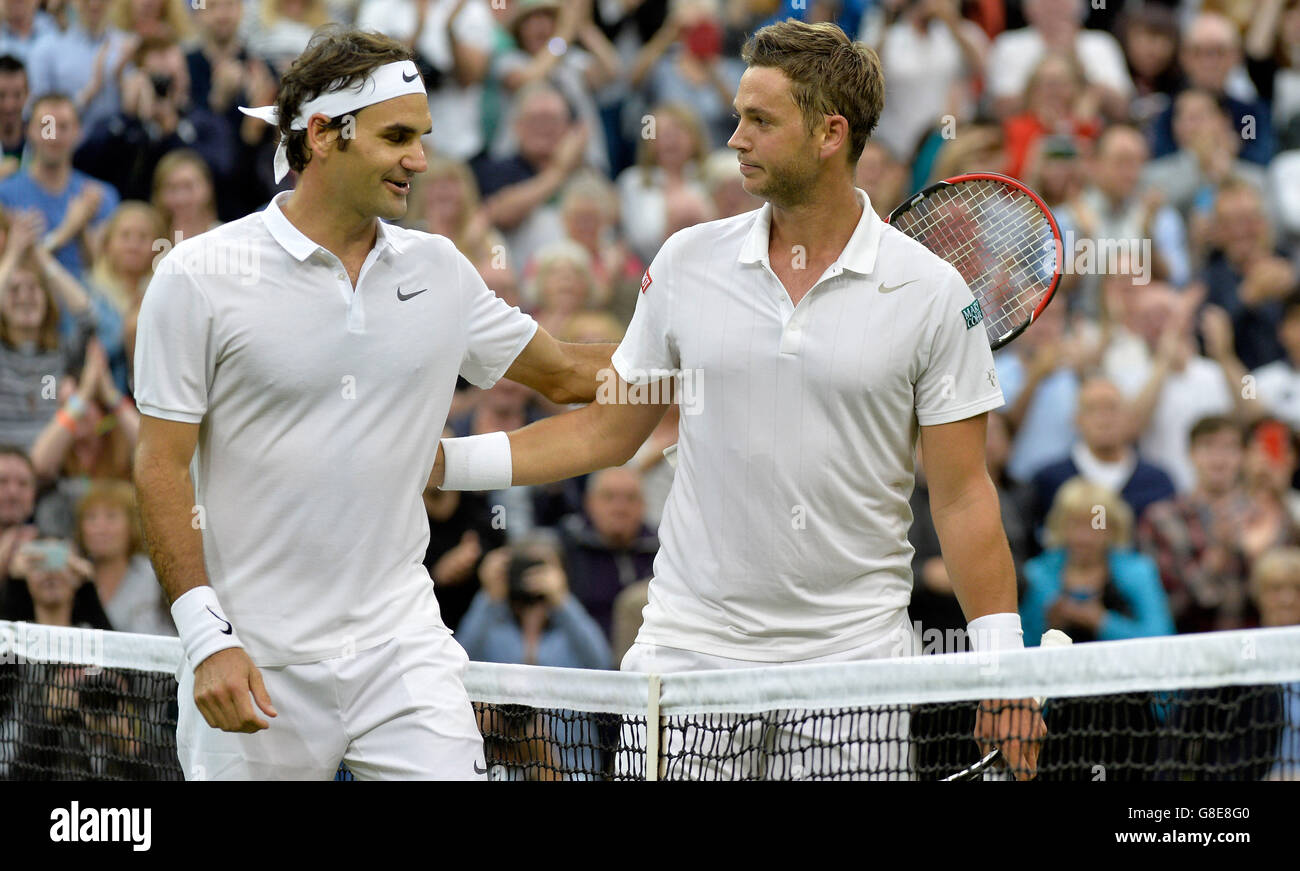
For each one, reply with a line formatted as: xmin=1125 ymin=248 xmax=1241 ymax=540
xmin=819 ymin=114 xmax=851 ymax=162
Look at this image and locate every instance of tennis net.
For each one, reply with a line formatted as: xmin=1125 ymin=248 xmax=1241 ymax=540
xmin=3 ymin=620 xmax=1299 ymax=781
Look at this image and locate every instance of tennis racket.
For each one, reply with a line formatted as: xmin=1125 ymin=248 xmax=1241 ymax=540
xmin=886 ymin=172 xmax=1063 ymax=351
xmin=941 ymin=629 xmax=1073 ymax=781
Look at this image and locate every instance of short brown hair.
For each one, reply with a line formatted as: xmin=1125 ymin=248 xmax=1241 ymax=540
xmin=276 ymin=26 xmax=414 ymax=176
xmin=75 ymin=480 xmax=145 ymax=557
xmin=741 ymin=20 xmax=884 ymax=164
xmin=1189 ymin=415 xmax=1242 ymax=447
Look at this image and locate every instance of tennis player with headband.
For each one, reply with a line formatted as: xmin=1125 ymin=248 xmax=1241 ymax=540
xmin=435 ymin=20 xmax=1046 ymax=779
xmin=133 ymin=27 xmax=615 ymax=780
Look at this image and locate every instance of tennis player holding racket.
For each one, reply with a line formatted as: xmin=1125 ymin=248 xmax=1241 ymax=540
xmin=437 ymin=20 xmax=1048 ymax=779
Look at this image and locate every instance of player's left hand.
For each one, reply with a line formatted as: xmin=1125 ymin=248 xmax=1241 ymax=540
xmin=974 ymin=698 xmax=1046 ymax=781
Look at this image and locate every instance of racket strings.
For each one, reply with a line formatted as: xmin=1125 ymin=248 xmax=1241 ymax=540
xmin=892 ymin=179 xmax=1057 ymax=343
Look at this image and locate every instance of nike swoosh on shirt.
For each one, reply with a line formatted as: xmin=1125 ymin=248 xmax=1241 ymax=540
xmin=206 ymin=606 xmax=233 ymax=635
xmin=473 ymin=760 xmax=488 ymax=775
xmin=878 ymin=280 xmax=918 ymax=294
xmin=397 ymin=287 xmax=429 ymax=301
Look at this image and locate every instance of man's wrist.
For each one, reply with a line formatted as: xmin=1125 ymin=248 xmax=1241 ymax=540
xmin=439 ymin=431 xmax=513 ymax=491
xmin=171 ymin=586 xmax=244 ymax=669
xmin=967 ymin=612 xmax=1024 ymax=652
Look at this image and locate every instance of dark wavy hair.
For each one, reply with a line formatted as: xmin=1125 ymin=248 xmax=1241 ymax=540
xmin=275 ymin=26 xmax=414 ymax=175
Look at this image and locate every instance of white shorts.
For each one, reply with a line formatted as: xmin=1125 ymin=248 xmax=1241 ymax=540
xmin=619 ymin=618 xmax=917 ymax=781
xmin=176 ymin=630 xmax=486 ymax=781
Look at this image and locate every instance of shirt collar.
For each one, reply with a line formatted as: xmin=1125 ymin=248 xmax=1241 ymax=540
xmin=737 ymin=188 xmax=882 ymax=276
xmin=261 ymin=191 xmax=407 ymax=261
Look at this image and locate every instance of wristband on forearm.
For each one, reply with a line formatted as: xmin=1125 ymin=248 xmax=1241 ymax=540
xmin=171 ymin=586 xmax=244 ymax=669
xmin=967 ymin=612 xmax=1024 ymax=653
xmin=439 ymin=431 xmax=513 ymax=491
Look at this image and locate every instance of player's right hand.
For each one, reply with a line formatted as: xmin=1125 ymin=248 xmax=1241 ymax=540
xmin=193 ymin=647 xmax=278 ymax=733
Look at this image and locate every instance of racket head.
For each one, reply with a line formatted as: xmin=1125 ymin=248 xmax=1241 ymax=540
xmin=886 ymin=172 xmax=1063 ymax=351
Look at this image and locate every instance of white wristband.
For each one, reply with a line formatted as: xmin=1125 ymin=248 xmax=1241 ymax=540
xmin=439 ymin=431 xmax=513 ymax=491
xmin=967 ymin=612 xmax=1024 ymax=653
xmin=171 ymin=586 xmax=244 ymax=670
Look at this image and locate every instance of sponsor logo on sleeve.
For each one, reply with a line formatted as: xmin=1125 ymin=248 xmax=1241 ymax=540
xmin=961 ymin=299 xmax=984 ymax=329
xmin=640 ymin=269 xmax=652 ymax=294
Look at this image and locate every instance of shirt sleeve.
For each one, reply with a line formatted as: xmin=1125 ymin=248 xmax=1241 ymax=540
xmin=611 ymin=232 xmax=680 ymax=383
xmin=455 ymin=240 xmax=538 ymax=389
xmin=914 ymin=267 xmax=1005 ymax=426
xmin=132 ymin=248 xmax=216 ymax=423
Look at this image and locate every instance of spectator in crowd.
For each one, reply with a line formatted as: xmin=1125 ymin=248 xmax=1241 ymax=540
xmin=1245 ymin=0 xmax=1300 ymax=153
xmin=629 ymin=0 xmax=744 ymax=152
xmin=354 ymin=0 xmax=495 ymax=161
xmin=995 ymin=294 xmax=1092 ymax=484
xmin=473 ymin=82 xmax=590 ymax=275
xmin=0 ymin=55 xmax=26 ymax=172
xmin=1199 ymin=179 xmax=1296 ymax=371
xmin=75 ymin=479 xmax=170 ymax=636
xmin=853 ymin=141 xmax=907 ymax=220
xmin=616 ymin=101 xmax=709 ymax=264
xmin=702 ymin=146 xmax=757 ymax=220
xmin=0 ymin=93 xmax=119 ymax=280
xmin=0 ymin=446 xmax=37 ymax=578
xmin=458 ymin=535 xmax=610 ymax=669
xmin=1249 ymin=292 xmax=1300 ymax=430
xmin=1021 ymin=476 xmax=1174 ymax=645
xmin=0 ymin=249 xmax=93 ymax=451
xmin=986 ymin=0 xmax=1132 ymax=121
xmin=27 ymin=340 xmax=138 ymax=543
xmin=0 ymin=534 xmax=110 ymax=628
xmin=1141 ymin=89 xmax=1268 ymax=231
xmin=1138 ymin=415 xmax=1258 ymax=634
xmin=870 ymin=0 xmax=986 ymax=164
xmin=185 ymin=0 xmax=281 ymax=218
xmin=558 ymin=466 xmax=657 ymax=639
xmin=458 ymin=535 xmax=612 ymax=780
xmin=1243 ymin=416 xmax=1300 ymax=533
xmin=423 ymin=428 xmax=507 ymax=631
xmin=1150 ymin=12 xmax=1274 ymax=167
xmin=526 ymin=238 xmax=599 ymax=339
xmin=1113 ymin=284 xmax=1236 ymax=492
xmin=27 ymin=0 xmax=133 ymax=139
xmin=1030 ymin=375 xmax=1176 ymax=544
xmin=1120 ymin=3 xmax=1182 ymax=128
xmin=1002 ymin=56 xmax=1102 ymax=181
xmin=85 ymin=202 xmax=165 ymax=394
xmin=0 ymin=205 xmax=94 ymax=338
xmin=245 ymin=0 xmax=330 ymax=74
xmin=559 ymin=172 xmax=642 ymax=328
xmin=1247 ymin=546 xmax=1300 ymax=780
xmin=0 ymin=0 xmax=58 ymax=65
xmin=151 ymin=149 xmax=221 ymax=244
xmin=1069 ymin=125 xmax=1190 ymax=309
xmin=109 ymin=0 xmax=194 ymax=42
xmin=402 ymin=151 xmax=498 ymax=259
xmin=75 ymin=35 xmax=237 ymax=203
xmin=491 ymin=0 xmax=617 ymax=173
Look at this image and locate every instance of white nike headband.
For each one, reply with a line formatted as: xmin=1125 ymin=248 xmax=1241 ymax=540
xmin=239 ymin=59 xmax=427 ymax=183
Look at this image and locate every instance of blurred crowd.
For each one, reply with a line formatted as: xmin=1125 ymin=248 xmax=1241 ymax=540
xmin=0 ymin=0 xmax=1296 ymax=771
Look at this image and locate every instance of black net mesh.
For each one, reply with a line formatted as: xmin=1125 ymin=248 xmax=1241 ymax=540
xmin=3 ymin=622 xmax=1298 ymax=781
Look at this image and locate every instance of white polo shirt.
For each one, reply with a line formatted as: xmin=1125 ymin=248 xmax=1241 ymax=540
xmin=612 ymin=189 xmax=1004 ymax=662
xmin=133 ymin=192 xmax=537 ymax=666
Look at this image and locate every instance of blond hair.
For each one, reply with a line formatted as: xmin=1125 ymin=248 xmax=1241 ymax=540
xmin=75 ymin=480 xmax=145 ymax=557
xmin=741 ymin=20 xmax=885 ymax=164
xmin=109 ymin=0 xmax=194 ymax=40
xmin=90 ymin=202 xmax=167 ymax=315
xmin=1044 ymin=477 xmax=1134 ymax=550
